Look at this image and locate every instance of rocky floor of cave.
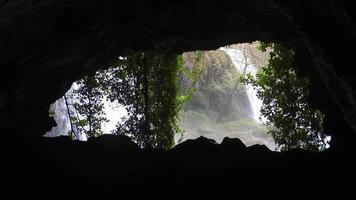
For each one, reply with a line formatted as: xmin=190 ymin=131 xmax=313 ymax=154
xmin=3 ymin=134 xmax=355 ymax=199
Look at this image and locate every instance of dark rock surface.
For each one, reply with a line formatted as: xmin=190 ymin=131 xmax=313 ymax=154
xmin=1 ymin=1 xmax=356 ymax=198
xmin=0 ymin=0 xmax=355 ymax=148
xmin=2 ymin=135 xmax=355 ymax=198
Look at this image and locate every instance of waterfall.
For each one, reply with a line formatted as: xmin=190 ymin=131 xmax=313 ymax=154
xmin=45 ymin=97 xmax=71 ymax=137
xmin=45 ymin=48 xmax=274 ymax=149
xmin=45 ymin=82 xmax=127 ymax=140
xmin=245 ymin=83 xmax=263 ymax=122
xmin=221 ymin=47 xmax=264 ymax=124
xmin=45 ymin=84 xmax=88 ymax=141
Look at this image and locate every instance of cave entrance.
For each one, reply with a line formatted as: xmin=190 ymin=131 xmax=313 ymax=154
xmin=45 ymin=42 xmax=330 ymax=151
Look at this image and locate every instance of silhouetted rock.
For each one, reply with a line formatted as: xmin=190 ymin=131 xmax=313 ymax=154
xmin=1 ymin=133 xmax=355 ymax=198
xmin=174 ymin=136 xmax=218 ymax=152
xmin=221 ymin=137 xmax=246 ymax=150
xmin=87 ymin=134 xmax=139 ymax=151
xmin=247 ymin=144 xmax=272 ymax=153
xmin=1 ymin=0 xmax=356 ymax=198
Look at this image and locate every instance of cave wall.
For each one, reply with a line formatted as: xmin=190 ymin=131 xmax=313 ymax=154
xmin=0 ymin=0 xmax=355 ymax=148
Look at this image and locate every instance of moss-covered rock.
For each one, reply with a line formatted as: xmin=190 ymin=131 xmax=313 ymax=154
xmin=179 ymin=50 xmax=275 ymax=150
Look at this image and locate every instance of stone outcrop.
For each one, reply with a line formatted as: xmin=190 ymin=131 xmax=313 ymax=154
xmin=3 ymin=135 xmax=355 ymax=198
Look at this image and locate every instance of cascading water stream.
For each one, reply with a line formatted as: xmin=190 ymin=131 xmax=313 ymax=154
xmin=45 ymin=85 xmax=88 ymax=141
xmin=45 ymin=83 xmax=126 ymax=141
xmin=221 ymin=47 xmax=265 ymax=124
xmin=45 ymin=97 xmax=71 ymax=138
xmin=46 ymin=46 xmax=275 ymax=150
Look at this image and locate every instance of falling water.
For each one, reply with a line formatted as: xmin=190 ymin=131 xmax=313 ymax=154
xmin=45 ymin=84 xmax=88 ymax=141
xmin=221 ymin=47 xmax=264 ymax=124
xmin=178 ymin=47 xmax=276 ymax=150
xmin=45 ymin=97 xmax=71 ymax=137
xmin=46 ymin=47 xmax=274 ymax=149
xmin=45 ymin=82 xmax=127 ymax=140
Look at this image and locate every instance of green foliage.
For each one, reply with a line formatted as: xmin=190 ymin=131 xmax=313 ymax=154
xmin=98 ymin=51 xmax=196 ymax=149
xmin=70 ymin=75 xmax=108 ymax=138
xmin=48 ymin=110 xmax=55 ymax=117
xmin=200 ymin=50 xmax=239 ymax=91
xmin=178 ymin=51 xmax=204 ymax=104
xmin=65 ymin=51 xmax=197 ymax=149
xmin=178 ymin=48 xmax=275 ymax=148
xmin=242 ymin=43 xmax=326 ymax=151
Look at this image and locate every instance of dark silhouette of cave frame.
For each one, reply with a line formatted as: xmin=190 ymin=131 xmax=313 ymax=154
xmin=1 ymin=0 xmax=356 ymax=198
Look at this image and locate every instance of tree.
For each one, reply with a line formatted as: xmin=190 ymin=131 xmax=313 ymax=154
xmin=63 ymin=94 xmax=78 ymax=139
xmin=179 ymin=51 xmax=204 ymax=107
xmin=99 ymin=52 xmax=191 ymax=149
xmin=242 ymin=43 xmax=326 ymax=151
xmin=216 ymin=45 xmax=252 ymax=123
xmin=62 ymin=51 xmax=197 ymax=149
xmin=70 ymin=75 xmax=108 ymax=138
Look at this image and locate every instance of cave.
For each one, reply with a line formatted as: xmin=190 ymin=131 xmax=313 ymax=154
xmin=1 ymin=0 xmax=356 ymax=198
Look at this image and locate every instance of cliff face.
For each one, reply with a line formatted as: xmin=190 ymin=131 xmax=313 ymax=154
xmin=181 ymin=50 xmax=251 ymax=120
xmin=179 ymin=50 xmax=274 ymax=149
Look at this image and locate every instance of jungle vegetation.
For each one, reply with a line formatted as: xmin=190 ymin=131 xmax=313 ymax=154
xmin=242 ymin=43 xmax=327 ymax=151
xmin=63 ymin=51 xmax=201 ymax=149
xmin=55 ymin=43 xmax=327 ymax=151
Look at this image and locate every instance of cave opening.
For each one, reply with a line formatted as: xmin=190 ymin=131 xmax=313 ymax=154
xmin=45 ymin=42 xmax=330 ymax=151
xmin=4 ymin=1 xmax=356 ymax=197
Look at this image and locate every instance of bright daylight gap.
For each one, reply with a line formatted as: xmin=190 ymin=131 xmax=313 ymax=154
xmin=45 ymin=42 xmax=330 ymax=151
